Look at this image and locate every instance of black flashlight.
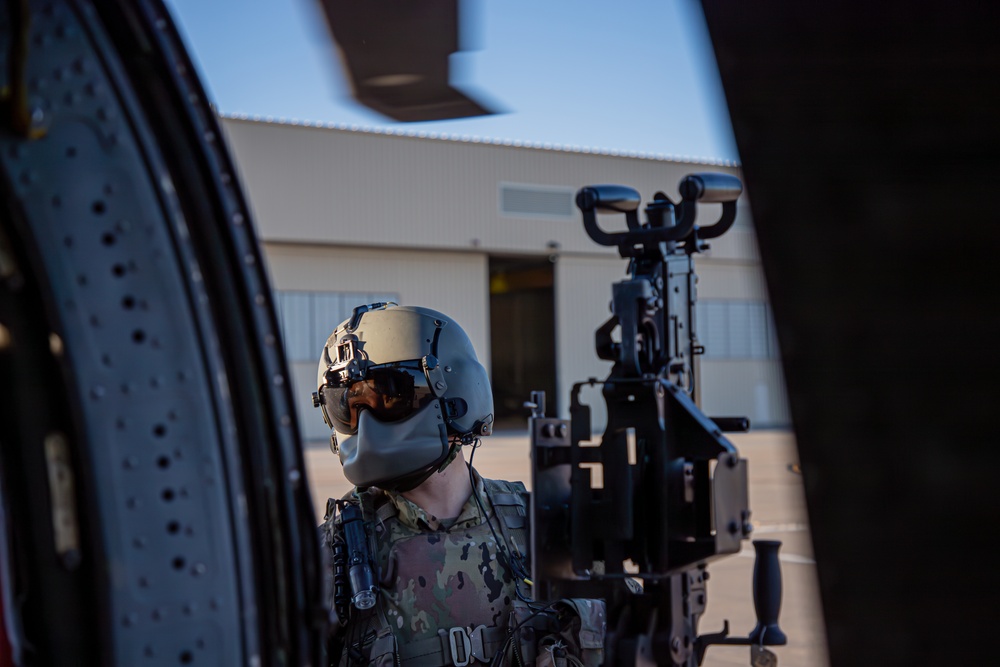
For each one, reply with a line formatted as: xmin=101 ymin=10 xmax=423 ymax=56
xmin=339 ymin=502 xmax=377 ymax=610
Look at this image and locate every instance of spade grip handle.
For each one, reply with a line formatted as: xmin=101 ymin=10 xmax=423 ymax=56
xmin=749 ymin=540 xmax=788 ymax=645
xmin=678 ymin=172 xmax=743 ymax=203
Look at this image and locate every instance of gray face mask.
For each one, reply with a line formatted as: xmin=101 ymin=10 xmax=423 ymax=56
xmin=337 ymin=400 xmax=450 ymax=491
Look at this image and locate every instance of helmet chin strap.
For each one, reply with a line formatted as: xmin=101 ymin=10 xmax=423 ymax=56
xmin=435 ymin=439 xmax=462 ymax=473
xmin=364 ymin=448 xmax=448 ymax=493
xmin=393 ymin=434 xmax=474 ymax=491
xmin=384 ymin=467 xmax=437 ymax=493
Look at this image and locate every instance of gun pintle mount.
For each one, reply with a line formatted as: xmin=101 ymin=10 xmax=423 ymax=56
xmin=529 ymin=173 xmax=786 ymax=666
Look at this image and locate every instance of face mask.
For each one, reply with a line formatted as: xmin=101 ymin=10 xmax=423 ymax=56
xmin=336 ymin=400 xmax=450 ymax=491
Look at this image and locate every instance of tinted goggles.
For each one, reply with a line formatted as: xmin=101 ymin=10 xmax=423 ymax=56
xmin=320 ymin=362 xmax=435 ymax=435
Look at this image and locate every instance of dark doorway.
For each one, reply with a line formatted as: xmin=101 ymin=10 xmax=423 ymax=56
xmin=488 ymin=257 xmax=557 ymax=430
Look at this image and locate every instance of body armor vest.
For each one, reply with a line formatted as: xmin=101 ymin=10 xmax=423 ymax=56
xmin=325 ymin=477 xmax=530 ymax=667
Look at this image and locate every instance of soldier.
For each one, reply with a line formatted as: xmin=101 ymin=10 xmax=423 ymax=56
xmin=314 ymin=303 xmax=605 ymax=667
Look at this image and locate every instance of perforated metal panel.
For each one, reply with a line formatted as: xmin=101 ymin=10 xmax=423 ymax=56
xmin=0 ymin=1 xmax=320 ymax=664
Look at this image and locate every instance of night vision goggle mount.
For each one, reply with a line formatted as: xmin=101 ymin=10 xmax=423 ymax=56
xmin=318 ymin=333 xmax=451 ymax=404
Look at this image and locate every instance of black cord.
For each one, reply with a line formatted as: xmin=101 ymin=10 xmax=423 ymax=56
xmin=489 ymin=599 xmax=561 ymax=667
xmin=466 ymin=439 xmax=554 ymax=619
xmin=466 ymin=439 xmax=529 ymax=584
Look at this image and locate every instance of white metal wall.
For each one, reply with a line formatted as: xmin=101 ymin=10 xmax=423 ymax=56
xmin=700 ymin=360 xmax=790 ymax=428
xmin=553 ymin=255 xmax=628 ymax=431
xmin=220 ymin=117 xmax=749 ymax=258
xmin=222 ymin=118 xmax=790 ymax=434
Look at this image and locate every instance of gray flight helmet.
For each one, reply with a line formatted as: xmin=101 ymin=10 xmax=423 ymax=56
xmin=314 ymin=303 xmax=493 ymax=490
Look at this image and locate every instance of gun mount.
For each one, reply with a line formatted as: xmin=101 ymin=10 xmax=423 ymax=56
xmin=529 ymin=174 xmax=786 ymax=665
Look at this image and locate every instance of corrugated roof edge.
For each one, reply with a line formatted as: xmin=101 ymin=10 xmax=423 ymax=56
xmin=217 ymin=111 xmax=741 ymax=168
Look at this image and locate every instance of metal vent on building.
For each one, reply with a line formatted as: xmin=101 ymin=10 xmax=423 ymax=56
xmin=500 ymin=183 xmax=575 ymax=218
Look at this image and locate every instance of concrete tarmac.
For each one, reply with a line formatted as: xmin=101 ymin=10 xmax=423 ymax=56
xmin=303 ymin=430 xmax=828 ymax=666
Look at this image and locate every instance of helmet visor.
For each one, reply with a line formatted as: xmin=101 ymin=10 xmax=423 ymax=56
xmin=321 ymin=362 xmax=435 ymax=435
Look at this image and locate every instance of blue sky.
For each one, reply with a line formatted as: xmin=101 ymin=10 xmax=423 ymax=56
xmin=162 ymin=0 xmax=739 ymax=162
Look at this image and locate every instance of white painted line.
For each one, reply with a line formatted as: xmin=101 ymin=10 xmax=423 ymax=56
xmin=737 ymin=546 xmax=816 ymax=565
xmin=751 ymin=522 xmax=810 ymax=534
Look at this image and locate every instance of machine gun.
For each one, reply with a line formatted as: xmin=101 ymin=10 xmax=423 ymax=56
xmin=528 ymin=174 xmax=786 ymax=666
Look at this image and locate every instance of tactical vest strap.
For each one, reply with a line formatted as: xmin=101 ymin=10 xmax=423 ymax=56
xmin=369 ymin=626 xmax=396 ymax=665
xmin=490 ymin=492 xmax=521 ymax=506
xmin=375 ymin=498 xmax=398 ymax=523
xmin=483 ymin=478 xmax=530 ymax=561
xmin=398 ymin=624 xmax=508 ymax=667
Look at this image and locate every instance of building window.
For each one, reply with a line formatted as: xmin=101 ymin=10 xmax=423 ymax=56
xmin=695 ymin=300 xmax=779 ymax=359
xmin=274 ymin=290 xmax=399 ymax=362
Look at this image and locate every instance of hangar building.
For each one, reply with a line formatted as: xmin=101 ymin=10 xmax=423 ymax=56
xmin=220 ymin=116 xmax=789 ymax=443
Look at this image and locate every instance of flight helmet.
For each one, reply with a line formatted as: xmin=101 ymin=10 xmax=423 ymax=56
xmin=314 ymin=303 xmax=493 ymax=491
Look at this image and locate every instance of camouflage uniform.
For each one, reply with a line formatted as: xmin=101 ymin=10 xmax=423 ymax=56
xmin=322 ymin=468 xmax=532 ymax=666
xmin=322 ymin=468 xmax=608 ymax=667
